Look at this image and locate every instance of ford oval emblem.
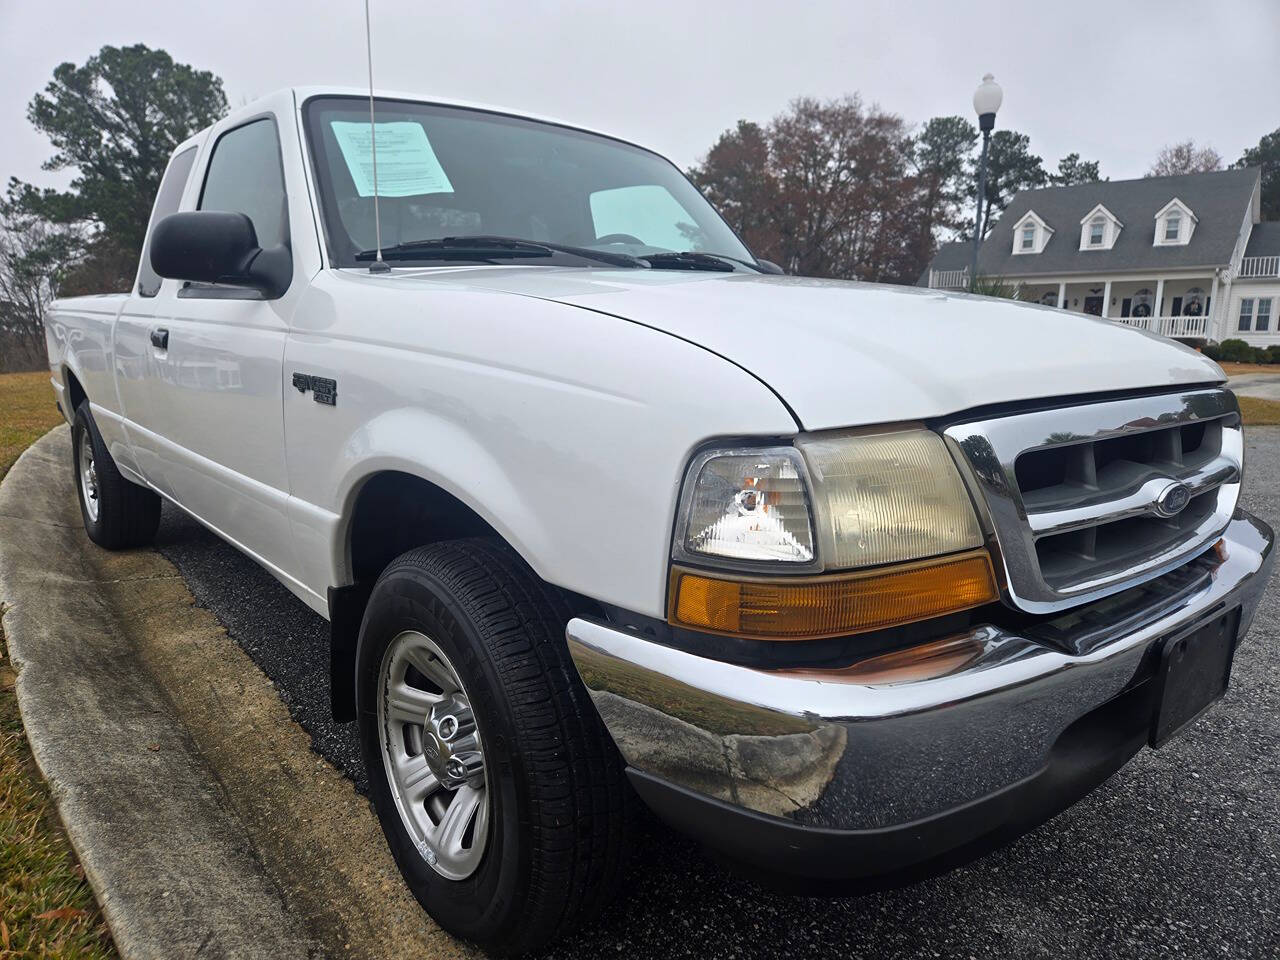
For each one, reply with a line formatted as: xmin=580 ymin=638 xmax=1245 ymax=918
xmin=1155 ymin=481 xmax=1192 ymax=518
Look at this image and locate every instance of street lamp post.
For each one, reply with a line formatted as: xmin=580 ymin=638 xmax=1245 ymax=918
xmin=970 ymin=73 xmax=1003 ymax=291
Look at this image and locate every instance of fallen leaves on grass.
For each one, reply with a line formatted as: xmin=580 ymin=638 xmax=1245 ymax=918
xmin=34 ymin=907 xmax=90 ymax=922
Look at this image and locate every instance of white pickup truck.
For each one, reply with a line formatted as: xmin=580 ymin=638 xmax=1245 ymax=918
xmin=44 ymin=86 xmax=1274 ymax=954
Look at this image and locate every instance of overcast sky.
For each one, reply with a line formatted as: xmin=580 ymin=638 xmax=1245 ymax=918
xmin=3 ymin=0 xmax=1278 ymax=194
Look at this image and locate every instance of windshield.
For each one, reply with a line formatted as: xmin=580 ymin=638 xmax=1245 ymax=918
xmin=303 ymin=96 xmax=754 ymax=268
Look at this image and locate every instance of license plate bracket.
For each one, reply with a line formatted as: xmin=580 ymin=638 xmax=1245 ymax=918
xmin=1150 ymin=608 xmax=1240 ymax=748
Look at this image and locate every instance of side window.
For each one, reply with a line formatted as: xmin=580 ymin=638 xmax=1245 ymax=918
xmin=137 ymin=147 xmax=197 ymax=297
xmin=199 ymin=119 xmax=289 ymax=248
xmin=1238 ymin=298 xmax=1254 ymax=332
xmin=1257 ymin=297 xmax=1273 ymax=332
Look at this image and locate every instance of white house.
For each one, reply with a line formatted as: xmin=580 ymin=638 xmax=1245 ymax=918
xmin=922 ymin=167 xmax=1280 ymax=346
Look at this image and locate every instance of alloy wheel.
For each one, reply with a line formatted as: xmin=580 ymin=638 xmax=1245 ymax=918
xmin=377 ymin=630 xmax=490 ymax=880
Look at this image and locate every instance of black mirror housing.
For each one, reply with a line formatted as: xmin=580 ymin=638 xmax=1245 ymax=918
xmin=755 ymin=259 xmax=786 ymax=275
xmin=150 ymin=211 xmax=292 ymax=299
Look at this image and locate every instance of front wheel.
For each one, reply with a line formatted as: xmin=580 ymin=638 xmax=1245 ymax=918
xmin=356 ymin=539 xmax=632 ymax=955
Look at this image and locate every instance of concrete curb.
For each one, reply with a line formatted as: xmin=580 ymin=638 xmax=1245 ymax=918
xmin=0 ymin=426 xmax=319 ymax=959
xmin=1 ymin=427 xmax=472 ymax=960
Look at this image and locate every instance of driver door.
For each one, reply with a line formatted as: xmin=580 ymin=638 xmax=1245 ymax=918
xmin=141 ymin=108 xmax=301 ymax=583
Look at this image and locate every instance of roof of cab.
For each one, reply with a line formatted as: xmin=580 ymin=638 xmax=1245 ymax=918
xmin=169 ymin=85 xmax=669 ymax=184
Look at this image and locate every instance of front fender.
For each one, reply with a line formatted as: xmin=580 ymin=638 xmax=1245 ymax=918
xmin=283 ymin=272 xmax=799 ymax=617
xmin=331 ymin=406 xmax=552 ymax=580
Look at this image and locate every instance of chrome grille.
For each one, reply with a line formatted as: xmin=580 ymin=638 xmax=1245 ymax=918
xmin=944 ymin=389 xmax=1241 ymax=614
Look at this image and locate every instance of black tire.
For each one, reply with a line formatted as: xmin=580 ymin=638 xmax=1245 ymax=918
xmin=71 ymin=401 xmax=161 ymax=549
xmin=356 ymin=539 xmax=633 ymax=955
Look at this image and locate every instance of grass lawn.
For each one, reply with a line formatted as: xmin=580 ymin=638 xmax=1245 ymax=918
xmin=1219 ymin=361 xmax=1280 ymax=376
xmin=1 ymin=371 xmax=63 ymax=482
xmin=1 ymin=370 xmax=117 ymax=958
xmin=1239 ymin=395 xmax=1280 ymax=425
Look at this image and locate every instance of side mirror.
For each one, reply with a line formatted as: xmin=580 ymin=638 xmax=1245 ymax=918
xmin=150 ymin=211 xmax=292 ymax=299
xmin=756 ymin=259 xmax=785 ymax=275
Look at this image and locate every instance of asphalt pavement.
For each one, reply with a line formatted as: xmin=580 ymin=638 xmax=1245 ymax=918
xmin=154 ymin=429 xmax=1280 ymax=960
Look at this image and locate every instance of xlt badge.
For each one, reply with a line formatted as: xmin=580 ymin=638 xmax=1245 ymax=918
xmin=292 ymin=372 xmax=337 ymax=406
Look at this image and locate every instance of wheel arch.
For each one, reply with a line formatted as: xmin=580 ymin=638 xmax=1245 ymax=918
xmin=345 ymin=469 xmax=503 ymax=586
xmin=63 ymin=364 xmax=87 ymax=414
xmin=328 ymin=466 xmax=584 ymax=722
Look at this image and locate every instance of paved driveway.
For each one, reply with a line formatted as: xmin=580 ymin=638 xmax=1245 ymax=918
xmin=1229 ymin=373 xmax=1280 ymax=401
xmin=155 ymin=429 xmax=1280 ymax=960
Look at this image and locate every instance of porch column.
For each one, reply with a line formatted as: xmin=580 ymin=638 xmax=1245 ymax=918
xmin=1220 ymin=272 xmax=1235 ymax=341
xmin=1102 ymin=279 xmax=1112 ymax=319
xmin=1209 ymin=271 xmax=1220 ymax=340
xmin=1154 ymin=278 xmax=1166 ymax=325
xmin=1057 ymin=281 xmax=1066 ymax=310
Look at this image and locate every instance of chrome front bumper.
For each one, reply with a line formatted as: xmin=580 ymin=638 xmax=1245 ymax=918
xmin=567 ymin=512 xmax=1274 ymax=887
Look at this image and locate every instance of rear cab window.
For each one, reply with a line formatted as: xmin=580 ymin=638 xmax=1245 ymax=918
xmin=589 ymin=184 xmax=706 ymax=251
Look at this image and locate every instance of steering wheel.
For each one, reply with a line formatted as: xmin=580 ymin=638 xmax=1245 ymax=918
xmin=595 ymin=233 xmax=645 ymax=246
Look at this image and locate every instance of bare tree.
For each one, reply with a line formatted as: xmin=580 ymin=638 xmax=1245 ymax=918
xmin=688 ymin=120 xmax=783 ymax=265
xmin=1147 ymin=140 xmax=1223 ymax=177
xmin=0 ymin=211 xmax=83 ymax=372
xmin=690 ymin=96 xmax=918 ymax=282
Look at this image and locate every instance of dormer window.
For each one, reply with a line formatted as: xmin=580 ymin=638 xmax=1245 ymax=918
xmin=1154 ymin=198 xmax=1196 ymax=246
xmin=1011 ymin=209 xmax=1052 ymax=255
xmin=1079 ymin=204 xmax=1122 ymax=251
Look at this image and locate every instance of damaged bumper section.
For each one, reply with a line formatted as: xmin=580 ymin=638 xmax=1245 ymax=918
xmin=567 ymin=512 xmax=1275 ymax=891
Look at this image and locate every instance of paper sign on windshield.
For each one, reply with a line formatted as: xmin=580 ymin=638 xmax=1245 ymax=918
xmin=331 ymin=121 xmax=455 ymax=197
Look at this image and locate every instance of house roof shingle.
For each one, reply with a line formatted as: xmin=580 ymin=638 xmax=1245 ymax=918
xmin=957 ymin=167 xmax=1261 ymax=279
xmin=1244 ymin=221 xmax=1280 ymax=258
xmin=916 ymin=240 xmax=970 ymax=285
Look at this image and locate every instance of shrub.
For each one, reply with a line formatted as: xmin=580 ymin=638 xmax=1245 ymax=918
xmin=968 ymin=276 xmax=1023 ymax=300
xmin=1266 ymin=345 xmax=1280 ymax=365
xmin=1217 ymin=338 xmax=1259 ymax=363
xmin=1201 ymin=342 xmax=1223 ymax=361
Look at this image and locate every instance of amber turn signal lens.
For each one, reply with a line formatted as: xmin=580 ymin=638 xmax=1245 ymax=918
xmin=669 ymin=550 xmax=998 ymax=640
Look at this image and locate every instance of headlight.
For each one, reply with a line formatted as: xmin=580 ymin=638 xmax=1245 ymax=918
xmin=669 ymin=429 xmax=996 ymax=640
xmin=797 ymin=428 xmax=984 ymax=569
xmin=673 ymin=447 xmax=816 ymax=568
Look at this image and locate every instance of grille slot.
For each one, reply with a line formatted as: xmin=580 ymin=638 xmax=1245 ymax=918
xmin=1036 ymin=488 xmax=1218 ymax=589
xmin=944 ymin=389 xmax=1242 ymax=613
xmin=1016 ymin=419 xmax=1221 ymax=511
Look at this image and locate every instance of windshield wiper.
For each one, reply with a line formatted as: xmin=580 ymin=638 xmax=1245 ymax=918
xmin=356 ymin=235 xmax=645 ymax=268
xmin=640 ymin=251 xmax=740 ymax=273
xmin=695 ymin=251 xmax=776 ymax=273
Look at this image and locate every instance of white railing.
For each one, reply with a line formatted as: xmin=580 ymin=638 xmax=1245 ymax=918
xmin=1110 ymin=315 xmax=1211 ymax=338
xmin=1238 ymin=256 xmax=1280 ymax=279
xmin=929 ymin=268 xmax=969 ymax=289
xmin=1159 ymin=315 xmax=1211 ymax=338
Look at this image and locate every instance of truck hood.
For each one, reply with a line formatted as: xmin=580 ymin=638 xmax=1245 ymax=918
xmin=388 ymin=267 xmax=1226 ymax=430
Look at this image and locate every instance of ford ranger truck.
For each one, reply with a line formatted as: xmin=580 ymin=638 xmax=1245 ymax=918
xmin=43 ymin=87 xmax=1274 ymax=955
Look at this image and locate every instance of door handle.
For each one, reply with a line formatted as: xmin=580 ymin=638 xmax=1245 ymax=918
xmin=150 ymin=328 xmax=169 ymax=350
